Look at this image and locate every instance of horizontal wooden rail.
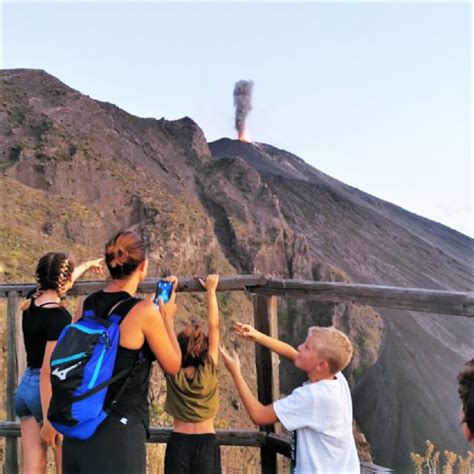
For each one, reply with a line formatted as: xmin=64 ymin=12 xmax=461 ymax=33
xmin=258 ymin=279 xmax=474 ymax=317
xmin=360 ymin=462 xmax=394 ymax=473
xmin=0 ymin=421 xmax=392 ymax=471
xmin=0 ymin=421 xmax=277 ymax=447
xmin=265 ymin=432 xmax=291 ymax=457
xmin=0 ymin=275 xmax=266 ymax=298
xmin=1 ymin=275 xmax=472 ymax=316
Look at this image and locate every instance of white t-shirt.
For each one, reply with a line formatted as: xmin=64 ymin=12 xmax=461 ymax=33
xmin=273 ymin=373 xmax=360 ymax=474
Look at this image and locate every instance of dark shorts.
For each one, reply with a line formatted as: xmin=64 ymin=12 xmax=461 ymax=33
xmin=62 ymin=415 xmax=147 ymax=474
xmin=15 ymin=368 xmax=43 ymax=423
xmin=164 ymin=432 xmax=221 ymax=474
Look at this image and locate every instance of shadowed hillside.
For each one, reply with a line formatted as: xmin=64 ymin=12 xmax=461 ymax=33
xmin=208 ymin=138 xmax=474 ymax=469
xmin=1 ymin=69 xmax=473 ymax=469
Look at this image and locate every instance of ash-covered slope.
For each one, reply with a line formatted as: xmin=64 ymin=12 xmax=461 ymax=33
xmin=209 ymin=138 xmax=474 ymax=469
xmin=210 ymin=138 xmax=473 ymax=281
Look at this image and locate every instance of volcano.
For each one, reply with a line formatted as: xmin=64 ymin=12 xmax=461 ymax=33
xmin=208 ymin=138 xmax=474 ymax=468
xmin=1 ymin=69 xmax=473 ymax=470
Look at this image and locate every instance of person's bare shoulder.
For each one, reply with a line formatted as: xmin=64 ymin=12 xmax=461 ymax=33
xmin=126 ymin=299 xmax=159 ymax=324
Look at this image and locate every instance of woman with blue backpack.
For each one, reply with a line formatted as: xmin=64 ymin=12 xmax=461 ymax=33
xmin=16 ymin=252 xmax=103 ymax=474
xmin=57 ymin=229 xmax=182 ymax=474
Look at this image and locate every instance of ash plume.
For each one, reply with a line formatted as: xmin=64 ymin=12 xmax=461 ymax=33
xmin=233 ymin=80 xmax=254 ymax=140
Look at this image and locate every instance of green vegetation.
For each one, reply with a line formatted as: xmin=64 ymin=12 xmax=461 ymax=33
xmin=6 ymin=107 xmax=26 ymax=127
xmin=35 ymin=151 xmax=54 ymax=162
xmin=8 ymin=145 xmax=22 ymax=162
xmin=217 ymin=291 xmax=232 ymax=320
xmin=31 ymin=119 xmax=52 ymax=141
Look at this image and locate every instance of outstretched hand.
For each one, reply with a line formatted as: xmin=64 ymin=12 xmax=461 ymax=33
xmin=87 ymin=258 xmax=104 ymax=275
xmin=233 ymin=321 xmax=261 ymax=343
xmin=199 ymin=274 xmax=219 ymax=292
xmin=219 ymin=344 xmax=241 ymax=375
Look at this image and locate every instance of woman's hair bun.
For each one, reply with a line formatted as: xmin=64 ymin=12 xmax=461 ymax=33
xmin=104 ymin=230 xmax=147 ymax=279
xmin=109 ymin=244 xmax=129 ymax=268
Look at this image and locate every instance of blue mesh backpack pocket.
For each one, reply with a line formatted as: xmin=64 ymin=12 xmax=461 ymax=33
xmin=48 ymin=297 xmax=141 ymax=440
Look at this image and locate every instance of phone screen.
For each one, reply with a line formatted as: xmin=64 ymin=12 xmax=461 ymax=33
xmin=154 ymin=280 xmax=173 ymax=305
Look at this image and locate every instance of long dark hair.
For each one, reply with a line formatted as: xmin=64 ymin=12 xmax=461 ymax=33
xmin=104 ymin=230 xmax=147 ymax=280
xmin=178 ymin=323 xmax=209 ymax=368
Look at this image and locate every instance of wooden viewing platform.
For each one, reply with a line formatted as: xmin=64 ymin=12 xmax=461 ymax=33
xmin=1 ymin=275 xmax=472 ymax=473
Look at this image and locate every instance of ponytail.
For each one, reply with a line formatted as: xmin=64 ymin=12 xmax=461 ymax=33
xmin=177 ymin=323 xmax=209 ymax=368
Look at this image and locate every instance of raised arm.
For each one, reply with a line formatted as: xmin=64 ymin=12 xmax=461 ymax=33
xmin=219 ymin=345 xmax=278 ymax=426
xmin=233 ymin=321 xmax=298 ymax=362
xmin=199 ymin=275 xmax=219 ymax=364
xmin=140 ymin=278 xmax=181 ymax=375
xmin=157 ymin=276 xmax=181 ymax=366
xmin=140 ymin=299 xmax=181 ymax=375
xmin=71 ymin=258 xmax=103 ymax=284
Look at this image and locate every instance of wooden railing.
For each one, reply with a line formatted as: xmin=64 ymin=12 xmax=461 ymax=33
xmin=1 ymin=275 xmax=472 ymax=473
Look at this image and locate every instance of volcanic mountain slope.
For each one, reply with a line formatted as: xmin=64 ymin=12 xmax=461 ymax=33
xmin=208 ymin=138 xmax=474 ymax=468
xmin=0 ymin=68 xmax=262 ymax=457
xmin=0 ymin=69 xmax=473 ymax=469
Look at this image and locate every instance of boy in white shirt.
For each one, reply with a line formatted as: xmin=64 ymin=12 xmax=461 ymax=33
xmin=220 ymin=323 xmax=360 ymax=474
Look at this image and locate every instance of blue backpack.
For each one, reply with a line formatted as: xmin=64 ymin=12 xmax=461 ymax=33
xmin=48 ymin=296 xmax=142 ymax=440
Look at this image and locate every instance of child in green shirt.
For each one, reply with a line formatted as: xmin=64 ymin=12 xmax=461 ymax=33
xmin=164 ymin=274 xmax=221 ymax=474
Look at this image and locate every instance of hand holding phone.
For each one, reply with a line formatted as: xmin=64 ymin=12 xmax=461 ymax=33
xmin=154 ymin=280 xmax=174 ymax=305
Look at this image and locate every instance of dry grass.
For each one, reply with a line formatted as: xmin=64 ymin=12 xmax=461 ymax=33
xmin=411 ymin=440 xmax=473 ymax=474
xmin=146 ymin=445 xmax=260 ymax=474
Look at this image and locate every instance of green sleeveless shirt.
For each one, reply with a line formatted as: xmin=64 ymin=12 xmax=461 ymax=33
xmin=165 ymin=358 xmax=219 ymax=422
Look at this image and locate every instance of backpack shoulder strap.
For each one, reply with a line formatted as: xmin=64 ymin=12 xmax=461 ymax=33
xmin=82 ymin=293 xmax=96 ymax=318
xmin=107 ymin=297 xmax=142 ymax=325
xmin=81 ymin=293 xmax=140 ymax=322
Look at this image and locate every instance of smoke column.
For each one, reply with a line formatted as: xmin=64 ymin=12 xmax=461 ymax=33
xmin=233 ymin=80 xmax=254 ymax=140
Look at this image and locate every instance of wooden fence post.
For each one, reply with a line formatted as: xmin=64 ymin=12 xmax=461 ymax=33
xmin=15 ymin=303 xmax=26 ymax=386
xmin=253 ymin=294 xmax=280 ymax=474
xmin=6 ymin=291 xmax=19 ymax=474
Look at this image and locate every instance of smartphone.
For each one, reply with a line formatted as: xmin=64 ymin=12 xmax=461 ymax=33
xmin=154 ymin=280 xmax=173 ymax=305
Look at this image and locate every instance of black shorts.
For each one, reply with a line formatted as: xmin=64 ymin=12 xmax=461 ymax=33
xmin=164 ymin=432 xmax=221 ymax=474
xmin=62 ymin=415 xmax=147 ymax=474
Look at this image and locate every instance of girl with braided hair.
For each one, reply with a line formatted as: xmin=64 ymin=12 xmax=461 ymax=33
xmin=15 ymin=253 xmax=103 ymax=474
xmin=164 ymin=274 xmax=222 ymax=474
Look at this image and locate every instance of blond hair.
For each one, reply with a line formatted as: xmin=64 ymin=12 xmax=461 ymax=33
xmin=308 ymin=326 xmax=353 ymax=374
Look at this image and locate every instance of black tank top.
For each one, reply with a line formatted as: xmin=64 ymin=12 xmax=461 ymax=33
xmin=22 ymin=293 xmax=72 ymax=368
xmin=83 ymin=291 xmax=155 ymax=425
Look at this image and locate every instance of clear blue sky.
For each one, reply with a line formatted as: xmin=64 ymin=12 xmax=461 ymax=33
xmin=2 ymin=1 xmax=472 ymax=236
